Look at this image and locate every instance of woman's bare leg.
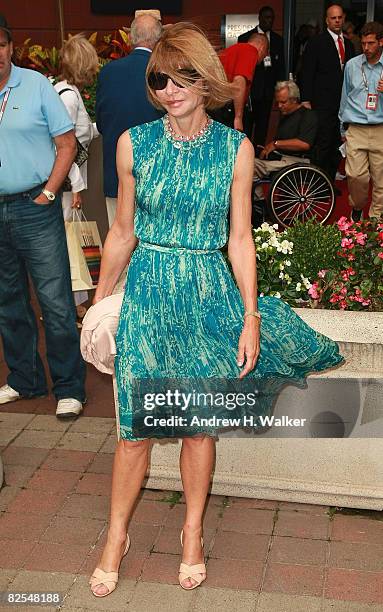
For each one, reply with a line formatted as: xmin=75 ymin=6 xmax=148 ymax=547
xmin=179 ymin=435 xmax=216 ymax=588
xmin=91 ymin=438 xmax=150 ymax=596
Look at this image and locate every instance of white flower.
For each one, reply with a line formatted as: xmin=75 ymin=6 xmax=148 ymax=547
xmin=260 ymin=222 xmax=272 ymax=231
xmin=269 ymin=236 xmax=280 ymax=248
xmin=279 ymin=271 xmax=284 ymax=279
xmin=300 ymin=275 xmax=312 ymax=289
xmin=279 ymin=263 xmax=285 ymax=271
xmin=254 ymin=236 xmax=261 ymax=242
xmin=274 ymin=292 xmax=281 ymax=298
xmin=259 ymin=292 xmax=264 ymax=297
xmin=280 ymin=240 xmax=293 ymax=254
xmin=284 ymin=274 xmax=291 ymax=281
xmin=261 ymin=242 xmax=268 ymax=249
xmin=273 ymin=224 xmax=279 ymax=229
xmin=296 ymin=282 xmax=302 ymax=292
xmin=285 ymin=260 xmax=291 ymax=267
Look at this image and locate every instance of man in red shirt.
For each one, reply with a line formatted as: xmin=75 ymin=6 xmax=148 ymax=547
xmin=216 ymin=34 xmax=268 ymax=133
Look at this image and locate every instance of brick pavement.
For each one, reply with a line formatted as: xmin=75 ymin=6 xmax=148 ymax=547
xmin=1 ymin=412 xmax=383 ymax=611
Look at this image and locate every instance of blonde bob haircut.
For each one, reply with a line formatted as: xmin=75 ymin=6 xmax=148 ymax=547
xmin=59 ymin=33 xmax=99 ymax=89
xmin=146 ymin=22 xmax=235 ymax=111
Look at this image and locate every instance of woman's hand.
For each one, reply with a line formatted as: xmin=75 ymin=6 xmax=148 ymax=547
xmin=237 ymin=317 xmax=261 ymax=379
xmin=92 ymin=288 xmax=108 ymax=305
xmin=72 ymin=191 xmax=82 ymax=209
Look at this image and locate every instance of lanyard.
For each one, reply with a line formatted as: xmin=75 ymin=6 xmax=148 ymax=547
xmin=361 ymin=64 xmax=383 ymax=91
xmin=0 ymin=88 xmax=11 ymax=126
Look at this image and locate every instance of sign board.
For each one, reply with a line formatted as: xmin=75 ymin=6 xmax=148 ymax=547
xmin=222 ymin=14 xmax=259 ymax=48
xmin=91 ymin=1 xmax=182 ymax=14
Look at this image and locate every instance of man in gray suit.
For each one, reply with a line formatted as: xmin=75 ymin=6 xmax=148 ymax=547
xmin=96 ymin=15 xmax=163 ymax=226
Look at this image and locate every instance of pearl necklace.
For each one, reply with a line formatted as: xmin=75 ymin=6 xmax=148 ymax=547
xmin=163 ymin=114 xmax=212 ymax=148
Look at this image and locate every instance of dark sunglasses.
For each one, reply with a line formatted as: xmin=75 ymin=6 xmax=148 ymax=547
xmin=147 ymin=69 xmax=201 ymax=90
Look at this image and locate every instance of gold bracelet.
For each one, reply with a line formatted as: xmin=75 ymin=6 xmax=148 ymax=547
xmin=244 ymin=310 xmax=261 ymax=321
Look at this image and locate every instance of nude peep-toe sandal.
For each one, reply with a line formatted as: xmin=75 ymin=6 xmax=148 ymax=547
xmin=179 ymin=529 xmax=206 ymax=590
xmin=89 ymin=533 xmax=130 ymax=598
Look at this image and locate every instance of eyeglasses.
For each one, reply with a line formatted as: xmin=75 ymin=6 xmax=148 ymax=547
xmin=147 ymin=69 xmax=201 ymax=90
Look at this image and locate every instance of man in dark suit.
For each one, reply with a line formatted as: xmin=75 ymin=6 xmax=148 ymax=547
xmin=96 ymin=14 xmax=163 ymax=226
xmin=300 ymin=4 xmax=354 ymax=184
xmin=238 ymin=5 xmax=285 ymax=145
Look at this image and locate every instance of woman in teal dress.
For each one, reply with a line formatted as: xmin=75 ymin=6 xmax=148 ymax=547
xmin=90 ymin=23 xmax=342 ymax=597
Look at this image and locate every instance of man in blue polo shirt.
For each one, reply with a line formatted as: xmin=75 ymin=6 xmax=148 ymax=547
xmin=339 ymin=21 xmax=383 ymax=221
xmin=0 ymin=14 xmax=86 ymax=418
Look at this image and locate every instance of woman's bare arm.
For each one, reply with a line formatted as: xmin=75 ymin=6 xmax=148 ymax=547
xmin=228 ymin=137 xmax=260 ymax=378
xmin=94 ymin=131 xmax=138 ymax=302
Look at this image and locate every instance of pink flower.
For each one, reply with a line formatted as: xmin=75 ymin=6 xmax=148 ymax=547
xmin=308 ymin=282 xmax=320 ymax=299
xmin=378 ymin=252 xmax=383 ymax=260
xmin=339 ymin=300 xmax=348 ymax=309
xmin=318 ymin=269 xmax=327 ymax=278
xmin=341 ymin=237 xmax=354 ymax=249
xmin=337 ymin=216 xmax=352 ymax=232
xmin=347 ymin=254 xmax=356 ymax=261
xmin=341 ymin=267 xmax=356 ymax=281
xmin=354 ymin=232 xmax=367 ymax=246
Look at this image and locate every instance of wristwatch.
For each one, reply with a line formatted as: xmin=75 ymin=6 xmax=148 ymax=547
xmin=42 ymin=189 xmax=56 ymax=201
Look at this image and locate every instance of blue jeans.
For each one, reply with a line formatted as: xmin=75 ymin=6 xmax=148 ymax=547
xmin=0 ymin=187 xmax=86 ymax=401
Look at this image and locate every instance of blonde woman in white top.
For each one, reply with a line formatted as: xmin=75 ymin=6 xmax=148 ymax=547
xmin=54 ymin=34 xmax=99 ymax=311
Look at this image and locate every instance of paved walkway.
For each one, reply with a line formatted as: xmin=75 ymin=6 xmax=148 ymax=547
xmin=0 ymin=410 xmax=383 ymax=611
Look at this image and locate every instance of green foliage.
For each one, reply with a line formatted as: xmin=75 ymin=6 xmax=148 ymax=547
xmin=309 ymin=216 xmax=383 ymax=311
xmin=251 ymin=218 xmax=382 ymax=311
xmin=285 ymin=219 xmax=341 ymax=281
xmin=253 ymin=222 xmax=312 ymax=305
xmin=161 ymin=491 xmax=182 ymax=507
xmin=82 ymin=78 xmax=98 ymax=122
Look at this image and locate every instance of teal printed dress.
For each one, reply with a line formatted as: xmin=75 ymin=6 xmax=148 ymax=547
xmin=115 ymin=117 xmax=343 ymax=440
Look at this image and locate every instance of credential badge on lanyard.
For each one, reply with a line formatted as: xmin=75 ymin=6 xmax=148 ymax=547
xmin=0 ymin=88 xmax=11 ymax=126
xmin=361 ymin=65 xmax=382 ymax=111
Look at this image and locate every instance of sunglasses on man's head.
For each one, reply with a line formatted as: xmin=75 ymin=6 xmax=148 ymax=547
xmin=147 ymin=69 xmax=201 ymax=90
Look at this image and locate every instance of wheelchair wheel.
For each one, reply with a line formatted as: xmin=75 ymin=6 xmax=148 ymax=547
xmin=268 ymin=164 xmax=335 ymax=228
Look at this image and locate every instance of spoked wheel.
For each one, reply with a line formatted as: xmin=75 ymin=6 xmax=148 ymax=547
xmin=268 ymin=164 xmax=335 ymax=228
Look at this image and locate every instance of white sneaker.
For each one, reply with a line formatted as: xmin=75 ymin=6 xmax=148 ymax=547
xmin=0 ymin=384 xmax=21 ymax=404
xmin=56 ymin=398 xmax=83 ymax=419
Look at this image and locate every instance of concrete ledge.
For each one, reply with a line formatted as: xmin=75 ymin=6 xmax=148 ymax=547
xmin=147 ymin=436 xmax=383 ymax=510
xmin=292 ymin=308 xmax=383 ymax=345
xmin=146 ymin=308 xmax=383 ymax=509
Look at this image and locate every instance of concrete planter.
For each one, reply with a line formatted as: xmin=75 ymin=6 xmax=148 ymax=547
xmin=145 ymin=309 xmax=383 ymax=510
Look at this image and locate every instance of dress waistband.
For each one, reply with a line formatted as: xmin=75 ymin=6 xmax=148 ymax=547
xmin=139 ymin=241 xmax=219 ymax=255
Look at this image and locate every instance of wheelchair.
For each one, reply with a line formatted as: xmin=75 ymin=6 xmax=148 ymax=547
xmin=253 ymin=162 xmax=335 ymax=229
